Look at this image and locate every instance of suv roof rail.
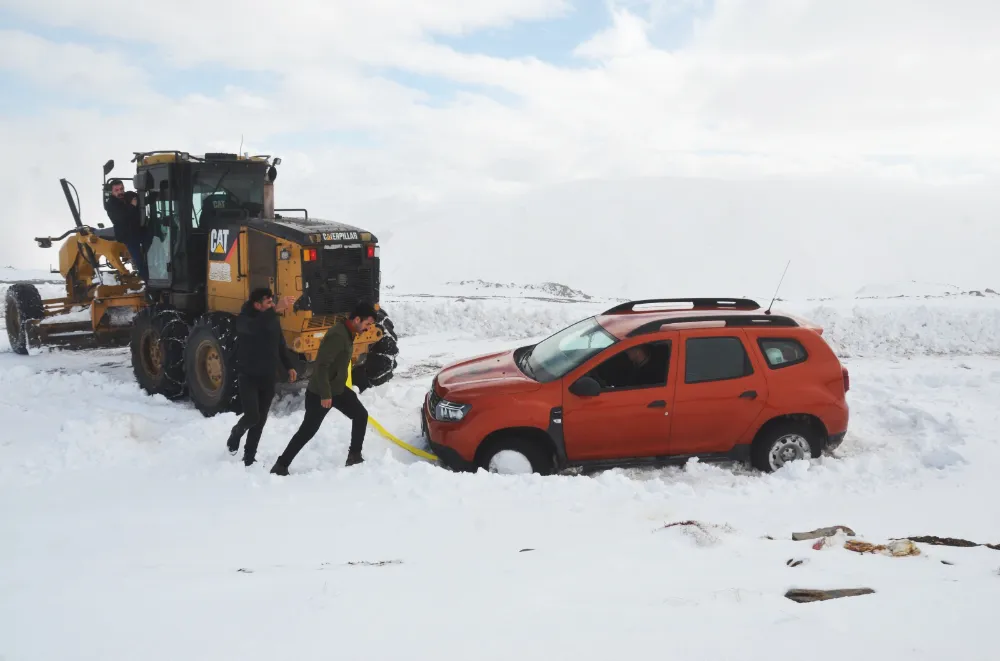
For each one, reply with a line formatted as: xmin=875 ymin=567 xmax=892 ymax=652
xmin=604 ymin=298 xmax=761 ymax=314
xmin=627 ymin=314 xmax=799 ymax=337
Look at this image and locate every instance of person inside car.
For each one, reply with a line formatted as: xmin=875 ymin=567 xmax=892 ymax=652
xmin=593 ymin=345 xmax=665 ymax=390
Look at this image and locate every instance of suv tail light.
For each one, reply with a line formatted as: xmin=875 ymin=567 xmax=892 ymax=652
xmin=842 ymin=367 xmax=850 ymax=393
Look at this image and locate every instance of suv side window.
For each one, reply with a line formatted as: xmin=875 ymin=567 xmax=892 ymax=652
xmin=758 ymin=338 xmax=808 ymax=368
xmin=684 ymin=336 xmax=753 ymax=384
xmin=588 ymin=341 xmax=671 ymax=391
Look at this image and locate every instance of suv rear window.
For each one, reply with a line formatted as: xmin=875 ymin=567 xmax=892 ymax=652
xmin=685 ymin=337 xmax=753 ymax=383
xmin=758 ymin=338 xmax=808 ymax=368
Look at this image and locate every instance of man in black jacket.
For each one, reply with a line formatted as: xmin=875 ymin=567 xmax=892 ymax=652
xmin=104 ymin=179 xmax=147 ymax=281
xmin=226 ymin=287 xmax=297 ymax=466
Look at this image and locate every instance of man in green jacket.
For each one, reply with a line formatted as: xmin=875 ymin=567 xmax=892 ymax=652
xmin=270 ymin=301 xmax=378 ymax=475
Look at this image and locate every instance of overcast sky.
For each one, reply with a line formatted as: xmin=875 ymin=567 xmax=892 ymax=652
xmin=1 ymin=0 xmax=998 ymax=294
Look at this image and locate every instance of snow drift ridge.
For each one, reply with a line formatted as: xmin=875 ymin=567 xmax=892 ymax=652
xmin=385 ymin=297 xmax=1000 ymax=359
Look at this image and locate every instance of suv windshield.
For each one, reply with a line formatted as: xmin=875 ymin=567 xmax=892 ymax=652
xmin=518 ymin=317 xmax=617 ymax=383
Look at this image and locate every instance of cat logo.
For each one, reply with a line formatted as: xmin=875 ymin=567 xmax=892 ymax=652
xmin=209 ymin=228 xmax=231 ymax=260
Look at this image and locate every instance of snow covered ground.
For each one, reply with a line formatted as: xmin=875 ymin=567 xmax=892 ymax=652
xmin=2 ymin=275 xmax=999 ymax=660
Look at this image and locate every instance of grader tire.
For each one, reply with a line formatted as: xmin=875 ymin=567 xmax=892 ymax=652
xmin=4 ymin=283 xmax=44 ymax=355
xmin=353 ymin=308 xmax=399 ymax=392
xmin=131 ymin=307 xmax=188 ymax=399
xmin=184 ymin=313 xmax=241 ymax=418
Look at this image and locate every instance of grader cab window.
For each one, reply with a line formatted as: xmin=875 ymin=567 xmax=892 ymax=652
xmin=135 ymin=166 xmax=178 ymax=284
xmin=192 ymin=168 xmax=265 ymax=225
xmin=147 ymin=192 xmax=177 ymax=283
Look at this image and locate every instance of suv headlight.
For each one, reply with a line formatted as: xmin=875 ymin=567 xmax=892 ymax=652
xmin=435 ymin=399 xmax=470 ymax=422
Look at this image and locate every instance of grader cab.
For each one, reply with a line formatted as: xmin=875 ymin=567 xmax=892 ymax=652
xmin=4 ymin=151 xmax=399 ymax=417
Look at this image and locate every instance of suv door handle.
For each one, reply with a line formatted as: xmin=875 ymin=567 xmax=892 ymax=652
xmin=647 ymin=400 xmax=666 ymax=408
xmin=739 ymin=390 xmax=757 ymax=400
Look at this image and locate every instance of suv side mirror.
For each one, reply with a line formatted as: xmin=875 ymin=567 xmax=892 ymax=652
xmin=103 ymin=159 xmax=114 ymax=176
xmin=569 ymin=376 xmax=601 ymax=397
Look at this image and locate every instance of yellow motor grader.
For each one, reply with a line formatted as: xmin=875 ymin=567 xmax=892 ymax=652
xmin=5 ymin=151 xmax=399 ymax=416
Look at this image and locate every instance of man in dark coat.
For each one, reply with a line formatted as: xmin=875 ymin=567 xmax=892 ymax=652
xmin=227 ymin=287 xmax=297 ymax=466
xmin=104 ymin=179 xmax=148 ymax=281
xmin=270 ymin=300 xmax=378 ymax=475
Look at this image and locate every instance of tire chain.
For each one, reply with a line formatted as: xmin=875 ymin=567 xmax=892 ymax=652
xmin=155 ymin=307 xmax=191 ymax=389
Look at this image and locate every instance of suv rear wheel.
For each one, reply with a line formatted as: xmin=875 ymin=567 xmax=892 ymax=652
xmin=476 ymin=435 xmax=555 ymax=476
xmin=750 ymin=420 xmax=817 ymax=473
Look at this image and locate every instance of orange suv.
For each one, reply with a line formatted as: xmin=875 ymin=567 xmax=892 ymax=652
xmin=420 ymin=298 xmax=850 ymax=475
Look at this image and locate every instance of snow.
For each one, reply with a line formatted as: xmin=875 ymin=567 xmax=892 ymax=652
xmin=38 ymin=305 xmax=91 ymax=325
xmin=487 ymin=448 xmax=535 ymax=474
xmin=2 ymin=279 xmax=1000 ymax=660
xmin=0 ymin=266 xmax=61 ymax=284
xmin=385 ymin=291 xmax=1000 ymax=359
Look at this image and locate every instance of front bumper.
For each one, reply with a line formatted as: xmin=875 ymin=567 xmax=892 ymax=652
xmin=420 ymin=400 xmax=478 ymax=472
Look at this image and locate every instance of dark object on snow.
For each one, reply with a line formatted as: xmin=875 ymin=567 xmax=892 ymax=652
xmin=787 ymin=559 xmax=806 ymax=567
xmin=899 ymin=535 xmax=1000 ymax=550
xmin=520 ymin=548 xmax=535 ymax=553
xmin=347 ymin=560 xmax=402 ymax=567
xmin=792 ymin=525 xmax=856 ymax=541
xmin=785 ymin=588 xmax=875 ymax=603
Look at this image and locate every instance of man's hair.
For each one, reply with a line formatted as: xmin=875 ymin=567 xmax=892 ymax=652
xmin=249 ymin=287 xmax=273 ymax=305
xmin=349 ymin=299 xmax=378 ymax=321
xmin=109 ymin=178 xmax=123 ymax=188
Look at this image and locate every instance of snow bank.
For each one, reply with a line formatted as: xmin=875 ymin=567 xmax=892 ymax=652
xmin=804 ymin=303 xmax=1000 ymax=357
xmin=384 ymin=297 xmax=607 ymax=340
xmin=383 ymin=295 xmax=1000 ymax=358
xmin=0 ymin=266 xmax=61 ymax=284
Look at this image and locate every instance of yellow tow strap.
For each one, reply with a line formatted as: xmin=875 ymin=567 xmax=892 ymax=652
xmin=347 ymin=363 xmax=439 ymax=462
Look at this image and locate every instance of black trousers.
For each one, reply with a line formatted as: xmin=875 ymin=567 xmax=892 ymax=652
xmin=277 ymin=388 xmax=368 ymax=466
xmin=227 ymin=374 xmax=276 ymax=461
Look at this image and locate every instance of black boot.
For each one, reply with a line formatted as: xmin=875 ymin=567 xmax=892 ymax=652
xmin=345 ymin=450 xmax=364 ymax=467
xmin=270 ymin=460 xmax=288 ymax=476
xmin=244 ymin=436 xmax=261 ymax=467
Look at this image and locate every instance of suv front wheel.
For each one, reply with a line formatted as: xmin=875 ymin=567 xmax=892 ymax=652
xmin=750 ymin=420 xmax=818 ymax=473
xmin=476 ymin=435 xmax=555 ymax=476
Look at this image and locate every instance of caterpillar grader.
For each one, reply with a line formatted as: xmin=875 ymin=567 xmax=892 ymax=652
xmin=5 ymin=150 xmax=399 ymax=416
